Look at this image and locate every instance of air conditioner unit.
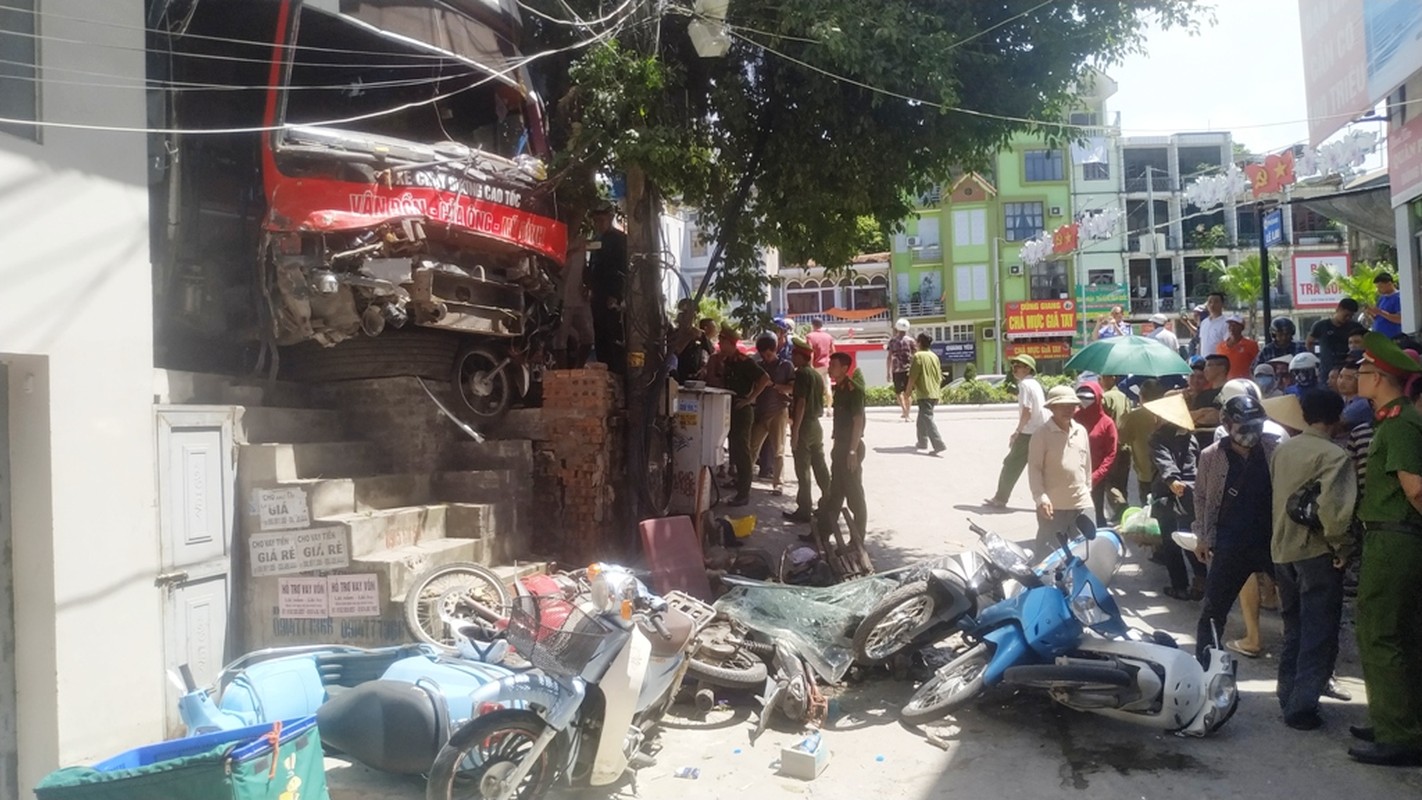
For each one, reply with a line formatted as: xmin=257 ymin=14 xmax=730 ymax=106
xmin=1008 ymin=264 xmax=1023 ymax=276
xmin=981 ymin=327 xmax=996 ymax=341
xmin=1049 ymin=206 xmax=1063 ymax=217
xmin=906 ymin=236 xmax=922 ymax=248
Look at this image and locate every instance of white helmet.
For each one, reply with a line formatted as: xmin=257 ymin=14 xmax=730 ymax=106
xmin=1220 ymin=378 xmax=1262 ymax=405
xmin=894 ymin=318 xmax=911 ymax=332
xmin=1289 ymin=352 xmax=1320 ymax=372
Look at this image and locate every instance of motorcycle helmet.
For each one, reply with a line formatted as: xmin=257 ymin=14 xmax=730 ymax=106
xmin=1271 ymin=317 xmax=1296 ymax=337
xmin=1222 ymin=395 xmax=1266 ymax=447
xmin=1221 ymin=394 xmax=1266 ymax=425
xmin=894 ymin=318 xmax=911 ymax=332
xmin=1289 ymin=352 xmax=1320 ymax=387
xmin=1219 ymin=378 xmax=1263 ymax=405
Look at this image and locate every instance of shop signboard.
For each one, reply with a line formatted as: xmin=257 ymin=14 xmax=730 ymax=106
xmin=1080 ymin=283 xmax=1129 ymax=317
xmin=1005 ymin=341 xmax=1073 ymax=361
xmin=1004 ymin=299 xmax=1076 ymax=338
xmin=931 ymin=341 xmax=977 ymax=363
xmin=1291 ymin=253 xmax=1352 ymax=310
xmin=1389 ymin=109 xmax=1422 ymax=208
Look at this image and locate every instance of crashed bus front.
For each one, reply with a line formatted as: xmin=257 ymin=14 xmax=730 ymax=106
xmin=150 ymin=0 xmax=566 ymax=420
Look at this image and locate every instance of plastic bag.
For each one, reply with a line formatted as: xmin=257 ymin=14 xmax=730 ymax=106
xmin=1119 ymin=503 xmax=1161 ymax=540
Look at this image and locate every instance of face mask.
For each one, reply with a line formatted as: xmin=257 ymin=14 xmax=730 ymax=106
xmin=1077 ymin=394 xmax=1096 ymax=407
xmin=1255 ymin=376 xmax=1275 ymax=390
xmin=1231 ymin=429 xmax=1262 ymax=448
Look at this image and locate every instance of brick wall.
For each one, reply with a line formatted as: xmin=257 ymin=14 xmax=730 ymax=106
xmin=537 ymin=366 xmax=626 ymax=561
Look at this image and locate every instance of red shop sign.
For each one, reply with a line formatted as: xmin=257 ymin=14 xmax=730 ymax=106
xmin=1006 ymin=340 xmax=1073 ymax=360
xmin=1004 ymin=299 xmax=1077 ymax=338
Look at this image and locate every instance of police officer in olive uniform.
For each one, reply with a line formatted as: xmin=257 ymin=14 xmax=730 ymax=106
xmin=1350 ymin=332 xmax=1422 ymax=766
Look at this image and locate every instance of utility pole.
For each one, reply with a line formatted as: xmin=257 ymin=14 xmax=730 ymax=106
xmin=992 ymin=236 xmax=1003 ymax=374
xmin=1145 ymin=166 xmax=1160 ymax=314
xmin=620 ymin=5 xmax=668 ymax=527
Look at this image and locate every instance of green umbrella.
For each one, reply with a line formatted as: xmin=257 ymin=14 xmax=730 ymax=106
xmin=1064 ymin=335 xmax=1190 ymax=377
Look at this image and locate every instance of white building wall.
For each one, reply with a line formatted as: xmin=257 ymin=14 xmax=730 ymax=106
xmin=0 ymin=2 xmax=161 ymax=793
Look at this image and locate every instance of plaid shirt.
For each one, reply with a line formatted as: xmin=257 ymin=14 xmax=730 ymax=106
xmin=1193 ymin=437 xmax=1280 ymax=549
xmin=1255 ymin=339 xmax=1303 ymax=367
xmin=886 ymin=334 xmax=914 ymax=374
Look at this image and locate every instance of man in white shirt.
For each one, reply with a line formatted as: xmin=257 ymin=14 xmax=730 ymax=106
xmin=1197 ymin=291 xmax=1230 ymax=358
xmin=985 ymin=354 xmax=1049 ymax=508
xmin=1149 ymin=313 xmax=1180 ymax=352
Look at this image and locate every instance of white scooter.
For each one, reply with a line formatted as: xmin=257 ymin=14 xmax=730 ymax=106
xmin=1000 ymin=530 xmax=1239 ymax=737
xmin=424 ymin=565 xmax=715 ymax=800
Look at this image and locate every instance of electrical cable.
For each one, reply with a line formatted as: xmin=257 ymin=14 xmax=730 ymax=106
xmin=0 ymin=13 xmax=629 ymax=134
xmin=727 ymin=26 xmax=1422 ymax=137
xmin=0 ymin=1 xmax=509 ymax=61
xmin=0 ymin=55 xmax=489 ymax=92
xmin=516 ymin=0 xmax=640 ymax=29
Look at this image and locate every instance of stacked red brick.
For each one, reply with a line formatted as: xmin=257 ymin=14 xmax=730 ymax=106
xmin=540 ymin=365 xmax=625 ymax=560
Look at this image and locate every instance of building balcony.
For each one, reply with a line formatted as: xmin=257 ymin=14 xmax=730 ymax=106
xmin=1123 ymin=174 xmax=1177 ymax=193
xmin=792 ymin=309 xmax=892 ymax=325
xmin=898 ymin=300 xmax=946 ymax=318
xmin=910 ymin=245 xmax=944 ymax=263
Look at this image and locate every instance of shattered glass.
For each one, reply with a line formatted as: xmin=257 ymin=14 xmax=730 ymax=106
xmin=715 ymin=577 xmax=897 ymax=682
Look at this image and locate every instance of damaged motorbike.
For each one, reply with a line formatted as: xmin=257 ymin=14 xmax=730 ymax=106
xmin=899 ymin=516 xmax=1238 ymax=737
xmin=424 ymin=565 xmax=716 ymax=800
xmin=851 ymin=522 xmax=1126 ymax=665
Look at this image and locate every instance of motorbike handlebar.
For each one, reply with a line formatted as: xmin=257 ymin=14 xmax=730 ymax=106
xmin=649 ymin=612 xmax=672 ymax=640
xmin=968 ymin=521 xmax=989 ymax=538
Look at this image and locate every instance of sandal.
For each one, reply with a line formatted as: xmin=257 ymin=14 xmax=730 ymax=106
xmin=1226 ymin=639 xmax=1262 ymax=659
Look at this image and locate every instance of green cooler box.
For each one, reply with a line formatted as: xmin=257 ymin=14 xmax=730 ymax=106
xmin=35 ymin=716 xmax=328 ymax=800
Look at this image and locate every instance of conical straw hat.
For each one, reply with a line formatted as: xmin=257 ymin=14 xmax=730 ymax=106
xmin=1263 ymin=394 xmax=1308 ymax=433
xmin=1142 ymin=394 xmax=1194 ymax=431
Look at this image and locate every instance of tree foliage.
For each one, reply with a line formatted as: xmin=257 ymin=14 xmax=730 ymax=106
xmin=1314 ymin=260 xmax=1396 ymax=309
xmin=523 ymin=0 xmax=1208 ymax=319
xmin=1202 ymin=254 xmax=1280 ymax=331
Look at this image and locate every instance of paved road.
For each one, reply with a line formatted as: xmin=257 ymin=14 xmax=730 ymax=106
xmin=330 ymin=405 xmax=1422 ymax=799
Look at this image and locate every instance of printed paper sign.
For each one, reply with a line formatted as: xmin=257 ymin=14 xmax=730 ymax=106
xmin=327 ymin=574 xmax=381 ymax=618
xmin=253 ymin=487 xmax=311 ymax=531
xmin=277 ymin=577 xmax=330 ymax=618
xmin=249 ymin=526 xmax=350 ymax=577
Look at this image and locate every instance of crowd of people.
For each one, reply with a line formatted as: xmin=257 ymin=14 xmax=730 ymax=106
xmin=981 ymin=286 xmax=1422 ymax=767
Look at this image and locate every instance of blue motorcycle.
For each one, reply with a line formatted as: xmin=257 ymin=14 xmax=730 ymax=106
xmin=900 ymin=515 xmax=1131 ymax=725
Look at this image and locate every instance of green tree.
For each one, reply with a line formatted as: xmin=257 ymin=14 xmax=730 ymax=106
xmin=1202 ymin=255 xmax=1280 ymax=333
xmin=525 ymin=0 xmax=1208 ymax=321
xmin=1314 ymin=260 xmax=1397 ymax=310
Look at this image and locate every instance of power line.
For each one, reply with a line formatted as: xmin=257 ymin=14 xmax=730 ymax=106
xmin=0 ymin=55 xmax=485 ymax=92
xmin=0 ymin=1 xmax=499 ymax=61
xmin=516 ymin=0 xmax=640 ymax=29
xmin=729 ymin=26 xmax=1421 ymax=138
xmin=0 ymin=16 xmax=629 ymax=135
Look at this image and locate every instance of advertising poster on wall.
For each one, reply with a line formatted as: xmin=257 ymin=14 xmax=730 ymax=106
xmin=1292 ymin=253 xmax=1353 ymax=310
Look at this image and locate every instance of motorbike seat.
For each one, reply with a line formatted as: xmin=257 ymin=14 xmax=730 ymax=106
xmin=316 ymin=680 xmax=447 ymax=776
xmin=641 ymin=608 xmax=696 ymax=657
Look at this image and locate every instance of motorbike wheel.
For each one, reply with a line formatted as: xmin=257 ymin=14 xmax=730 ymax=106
xmin=404 ymin=562 xmax=511 ymax=651
xmin=1002 ymin=664 xmax=1134 ymax=692
xmin=852 ymin=581 xmax=939 ymax=664
xmin=452 ymin=347 xmax=512 ymax=422
xmin=685 ymin=622 xmax=769 ymax=688
xmin=900 ymin=643 xmax=990 ymax=725
xmin=426 ymin=710 xmax=557 ymax=800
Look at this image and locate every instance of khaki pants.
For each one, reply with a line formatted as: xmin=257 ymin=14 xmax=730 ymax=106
xmin=749 ymin=408 xmax=789 ymax=485
xmin=815 ymin=366 xmax=832 ymax=409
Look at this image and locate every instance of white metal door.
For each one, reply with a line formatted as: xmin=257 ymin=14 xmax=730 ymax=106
xmin=156 ymin=407 xmax=235 ymax=736
xmin=0 ymin=365 xmax=17 ymax=800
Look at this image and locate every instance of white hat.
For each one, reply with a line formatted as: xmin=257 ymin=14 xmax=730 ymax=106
xmin=1225 ymin=314 xmax=1244 ymax=325
xmin=1252 ymin=362 xmax=1274 ymax=376
xmin=1149 ymin=313 xmax=1168 ymax=325
xmin=894 ymin=318 xmax=911 ymax=332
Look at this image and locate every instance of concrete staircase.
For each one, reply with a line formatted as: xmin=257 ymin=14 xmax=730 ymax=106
xmin=156 ymin=370 xmax=535 ymax=650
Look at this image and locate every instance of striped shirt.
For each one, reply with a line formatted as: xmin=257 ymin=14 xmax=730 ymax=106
xmin=1344 ymin=422 xmax=1374 ymax=498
